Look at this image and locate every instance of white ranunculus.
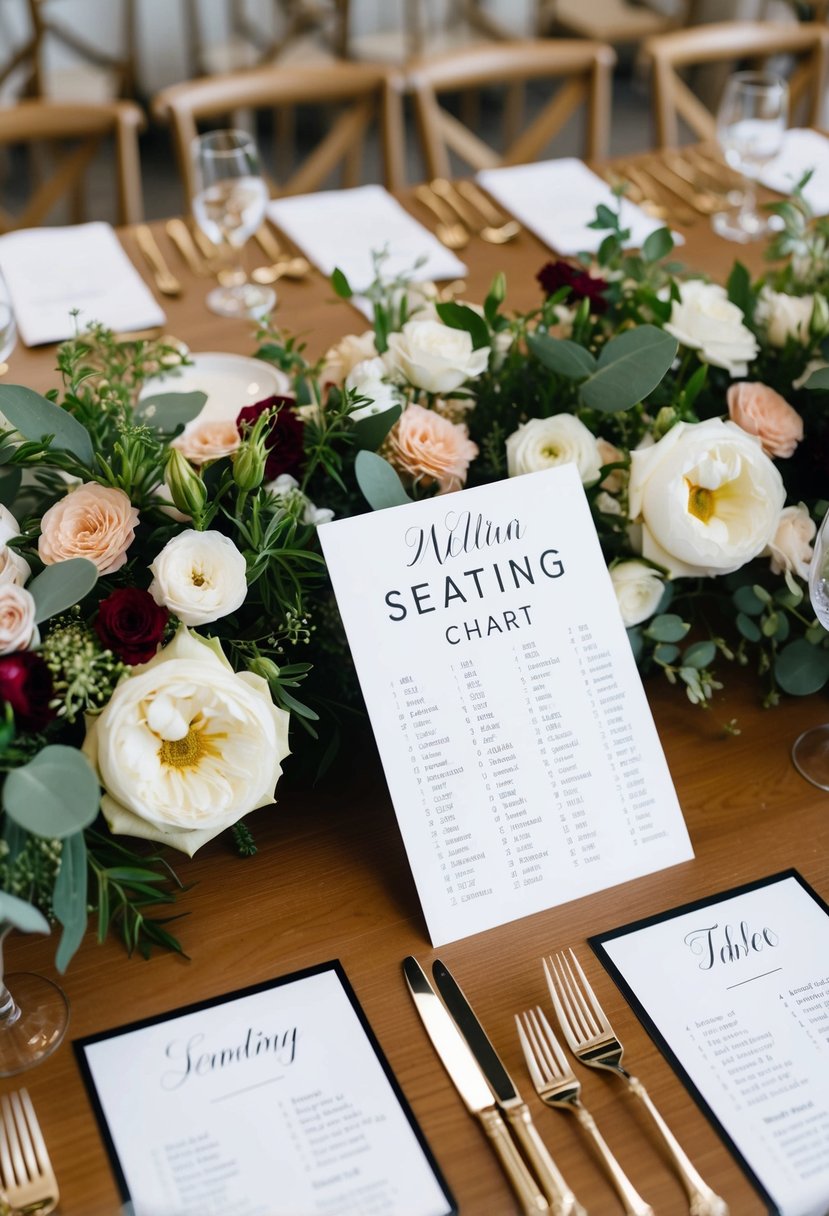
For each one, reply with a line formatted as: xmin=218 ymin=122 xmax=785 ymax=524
xmin=346 ymin=356 xmax=401 ymax=421
xmin=664 ymin=280 xmax=759 ymax=376
xmin=149 ymin=530 xmax=247 ymax=626
xmin=0 ymin=584 xmax=36 ymax=654
xmin=0 ymin=506 xmax=30 ymax=586
xmin=610 ymin=561 xmax=665 ymax=627
xmin=506 ymin=415 xmax=602 ymax=484
xmin=756 ymin=286 xmax=816 ymax=348
xmin=628 ymin=418 xmax=785 ymax=578
xmin=83 ymin=628 xmax=290 ymax=855
xmin=384 ymin=319 xmax=489 ymax=394
xmin=766 ymin=503 xmax=815 ymax=581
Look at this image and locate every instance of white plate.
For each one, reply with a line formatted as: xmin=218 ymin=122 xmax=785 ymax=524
xmin=140 ymin=352 xmax=291 ymax=425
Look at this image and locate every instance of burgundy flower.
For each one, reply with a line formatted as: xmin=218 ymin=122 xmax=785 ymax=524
xmin=536 ymin=260 xmax=609 ymax=314
xmin=0 ymin=652 xmax=55 ymax=732
xmin=96 ymin=588 xmax=168 ymax=665
xmin=236 ymin=395 xmax=305 ymax=481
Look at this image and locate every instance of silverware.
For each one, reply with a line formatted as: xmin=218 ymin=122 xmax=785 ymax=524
xmin=456 ymin=179 xmax=522 ymax=239
xmin=517 ymin=1007 xmax=652 ymax=1216
xmin=612 ymin=162 xmax=696 ymax=227
xmin=0 ymin=1089 xmax=59 ymax=1214
xmin=546 ymin=950 xmax=729 ymax=1216
xmin=433 ymin=960 xmax=583 ymax=1216
xmin=165 ymin=217 xmax=209 ymax=276
xmin=431 ymin=178 xmax=520 ymax=244
xmin=403 ymin=957 xmax=549 ymax=1215
xmin=135 ymin=225 xmax=182 ymax=297
xmin=251 ymin=227 xmax=311 ymax=284
xmin=637 ymin=158 xmax=721 ymax=217
xmin=413 ymin=185 xmax=469 ymax=250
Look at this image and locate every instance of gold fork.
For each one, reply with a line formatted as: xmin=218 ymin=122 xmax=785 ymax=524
xmin=0 ymin=1089 xmax=59 ymax=1214
xmin=546 ymin=950 xmax=729 ymax=1216
xmin=517 ymin=1008 xmax=654 ymax=1216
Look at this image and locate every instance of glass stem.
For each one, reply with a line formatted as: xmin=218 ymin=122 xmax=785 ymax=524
xmin=220 ymin=237 xmax=247 ymax=288
xmin=739 ymin=175 xmax=758 ymax=226
xmin=0 ymin=931 xmax=20 ymax=1029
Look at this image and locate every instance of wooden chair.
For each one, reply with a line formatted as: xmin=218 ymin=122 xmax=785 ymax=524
xmin=182 ymin=0 xmax=350 ymax=78
xmin=537 ymin=0 xmax=687 ymax=46
xmin=644 ymin=21 xmax=829 ymax=148
xmin=152 ymin=61 xmax=405 ymax=204
xmin=407 ymin=38 xmax=616 ymax=181
xmin=0 ymin=99 xmax=144 ymax=231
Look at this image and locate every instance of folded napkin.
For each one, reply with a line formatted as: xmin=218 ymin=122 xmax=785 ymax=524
xmin=0 ymin=221 xmax=165 ymax=347
xmin=759 ymin=128 xmax=829 ymax=215
xmin=268 ymin=184 xmax=467 ymax=293
xmin=477 ymin=158 xmax=673 ymax=256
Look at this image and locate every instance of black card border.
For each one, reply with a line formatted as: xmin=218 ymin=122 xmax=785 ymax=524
xmin=73 ymin=958 xmax=457 ymax=1216
xmin=589 ymin=868 xmax=829 ymax=1216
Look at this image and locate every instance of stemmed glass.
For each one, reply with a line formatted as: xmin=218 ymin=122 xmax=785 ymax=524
xmin=713 ymin=71 xmax=788 ymax=243
xmin=0 ymin=927 xmax=68 ymax=1076
xmin=0 ymin=275 xmax=17 ymax=369
xmin=191 ymin=129 xmax=276 ymax=319
xmin=792 ymin=511 xmax=829 ymax=789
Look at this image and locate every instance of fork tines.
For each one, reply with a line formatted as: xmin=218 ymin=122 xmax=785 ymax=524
xmin=517 ymin=1007 xmax=570 ymax=1088
xmin=0 ymin=1088 xmax=58 ymax=1214
xmin=544 ymin=948 xmax=609 ymax=1049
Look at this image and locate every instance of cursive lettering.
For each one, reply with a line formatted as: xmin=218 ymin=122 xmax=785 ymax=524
xmin=161 ymin=1026 xmax=298 ymax=1091
xmin=405 ymin=510 xmax=523 ymax=568
xmin=684 ymin=921 xmax=780 ymax=971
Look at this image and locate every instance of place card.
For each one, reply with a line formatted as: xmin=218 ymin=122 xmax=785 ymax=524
xmin=759 ymin=128 xmax=829 ymax=216
xmin=0 ymin=222 xmax=165 ymax=346
xmin=592 ymin=871 xmax=829 ymax=1216
xmin=75 ymin=961 xmax=455 ymax=1216
xmin=318 ymin=465 xmax=693 ymax=946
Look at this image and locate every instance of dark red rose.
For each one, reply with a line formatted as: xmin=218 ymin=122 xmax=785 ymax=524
xmin=236 ymin=395 xmax=305 ymax=481
xmin=0 ymin=652 xmax=55 ymax=732
xmin=536 ymin=259 xmax=609 ymax=314
xmin=96 ymin=588 xmax=168 ymax=665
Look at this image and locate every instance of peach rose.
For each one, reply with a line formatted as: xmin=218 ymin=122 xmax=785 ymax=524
xmin=766 ymin=503 xmax=815 ymax=581
xmin=39 ymin=482 xmax=138 ymax=574
xmin=727 ymin=381 xmax=804 ymax=459
xmin=0 ymin=585 xmax=37 ymax=654
xmin=384 ymin=403 xmax=478 ymax=495
xmin=171 ymin=419 xmax=240 ymax=465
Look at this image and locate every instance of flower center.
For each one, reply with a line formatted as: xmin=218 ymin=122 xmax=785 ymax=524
xmin=686 ymin=481 xmax=715 ymax=523
xmin=191 ymin=569 xmax=206 ymax=588
xmin=157 ymin=714 xmax=224 ymax=770
xmin=542 ymin=444 xmax=561 ymax=460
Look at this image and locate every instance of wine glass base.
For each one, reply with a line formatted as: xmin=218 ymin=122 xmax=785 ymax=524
xmin=0 ymin=973 xmax=69 ymax=1076
xmin=711 ymin=208 xmax=773 ymax=243
xmin=792 ymin=723 xmax=829 ymax=791
xmin=205 ymin=282 xmax=276 ymax=319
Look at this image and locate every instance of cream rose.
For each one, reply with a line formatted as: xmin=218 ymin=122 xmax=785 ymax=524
xmin=610 ymin=561 xmax=665 ymax=627
xmin=321 ymin=330 xmax=377 ymax=384
xmin=664 ymin=280 xmax=759 ymax=376
xmin=346 ymin=356 xmax=400 ymax=421
xmin=0 ymin=506 xmax=29 ymax=586
xmin=385 ymin=319 xmax=490 ymax=394
xmin=628 ymin=419 xmax=785 ymax=578
xmin=83 ymin=628 xmax=290 ymax=855
xmin=149 ymin=530 xmax=247 ymax=626
xmin=39 ymin=482 xmax=138 ymax=574
xmin=0 ymin=585 xmax=36 ymax=654
xmin=756 ymin=287 xmax=816 ymax=348
xmin=726 ymin=381 xmax=803 ymax=459
xmin=506 ymin=415 xmax=602 ymax=484
xmin=171 ymin=419 xmax=240 ymax=465
xmin=766 ymin=504 xmax=815 ymax=581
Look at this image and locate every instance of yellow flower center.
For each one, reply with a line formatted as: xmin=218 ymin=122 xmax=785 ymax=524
xmin=157 ymin=715 xmax=225 ymax=770
xmin=542 ymin=444 xmax=561 ymax=460
xmin=191 ymin=569 xmax=206 ymax=587
xmin=686 ymin=481 xmax=715 ymax=524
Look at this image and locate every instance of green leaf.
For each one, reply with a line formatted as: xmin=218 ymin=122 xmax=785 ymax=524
xmin=732 ymin=585 xmax=765 ymax=616
xmin=805 ymin=366 xmax=829 ymax=392
xmin=354 ymin=450 xmax=411 ymax=511
xmin=0 ymin=891 xmax=49 ymax=935
xmin=28 ymin=557 xmax=98 ymax=624
xmin=645 ymin=613 xmax=690 ymax=643
xmin=0 ymin=384 xmax=93 ymax=464
xmin=683 ymin=364 xmax=707 ymax=409
xmin=775 ymin=639 xmax=829 ymax=695
xmin=0 ymin=466 xmax=21 ymax=509
xmin=736 ymin=612 xmax=762 ymax=642
xmin=654 ymin=643 xmax=680 ymax=665
xmin=435 ymin=302 xmax=490 ymax=350
xmin=683 ymin=641 xmax=716 ymax=669
xmin=53 ymin=831 xmax=88 ymax=974
xmin=351 ymin=404 xmax=402 ymax=451
xmin=135 ymin=391 xmax=207 ymax=433
xmin=626 ymin=626 xmax=643 ymax=663
xmin=580 ymin=325 xmax=678 ymax=413
xmin=526 ymin=332 xmax=596 ymax=378
xmin=484 ymin=272 xmax=506 ymax=324
xmin=3 ymin=745 xmax=100 ymax=839
xmin=641 ymin=227 xmax=674 ymax=263
xmin=726 ymin=261 xmax=752 ymax=317
xmin=331 ymin=268 xmax=353 ymax=299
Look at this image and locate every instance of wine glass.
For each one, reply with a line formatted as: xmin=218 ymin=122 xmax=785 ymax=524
xmin=0 ymin=274 xmax=17 ymax=370
xmin=0 ymin=928 xmax=68 ymax=1076
xmin=713 ymin=70 xmax=788 ymax=244
xmin=792 ymin=510 xmax=829 ymax=789
xmin=191 ymin=129 xmax=276 ymax=319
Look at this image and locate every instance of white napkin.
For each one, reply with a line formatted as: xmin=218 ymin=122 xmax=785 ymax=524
xmin=477 ymin=158 xmax=673 ymax=256
xmin=268 ymin=184 xmax=467 ymax=293
xmin=0 ymin=221 xmax=165 ymax=347
xmin=759 ymin=128 xmax=829 ymax=215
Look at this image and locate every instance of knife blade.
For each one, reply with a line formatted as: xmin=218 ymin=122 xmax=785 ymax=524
xmin=134 ymin=225 xmax=182 ymax=297
xmin=403 ymin=957 xmax=548 ymax=1215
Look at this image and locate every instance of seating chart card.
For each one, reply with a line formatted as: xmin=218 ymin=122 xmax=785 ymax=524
xmin=75 ymin=961 xmax=455 ymax=1216
xmin=319 ymin=465 xmax=693 ymax=946
xmin=592 ymin=871 xmax=829 ymax=1216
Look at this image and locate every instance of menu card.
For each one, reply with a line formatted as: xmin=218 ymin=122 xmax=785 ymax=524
xmin=318 ymin=465 xmax=693 ymax=946
xmin=75 ymin=961 xmax=455 ymax=1216
xmin=592 ymin=871 xmax=829 ymax=1216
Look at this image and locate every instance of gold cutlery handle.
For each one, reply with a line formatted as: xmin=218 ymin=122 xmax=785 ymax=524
xmin=574 ymin=1105 xmax=653 ymax=1216
xmin=165 ymin=218 xmax=206 ymax=275
xmin=415 ymin=183 xmax=462 ymax=229
xmin=504 ymin=1103 xmax=585 ymax=1216
xmin=431 ymin=178 xmax=481 ymax=230
xmin=255 ymin=224 xmax=284 ymax=262
xmin=627 ymin=1077 xmax=729 ymax=1216
xmin=477 ymin=1106 xmax=549 ymax=1214
xmin=135 ymin=225 xmax=181 ymax=296
xmin=456 ymin=179 xmax=512 ymax=227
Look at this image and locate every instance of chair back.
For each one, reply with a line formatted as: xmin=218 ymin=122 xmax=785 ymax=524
xmin=406 ymin=38 xmax=616 ymax=181
xmin=644 ymin=21 xmax=829 ymax=148
xmin=152 ymin=60 xmax=405 ymax=204
xmin=0 ymin=99 xmax=144 ymax=231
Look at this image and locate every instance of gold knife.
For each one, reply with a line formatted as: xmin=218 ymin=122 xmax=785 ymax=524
xmin=403 ymin=957 xmax=549 ymax=1215
xmin=165 ymin=218 xmax=208 ymax=276
xmin=135 ymin=225 xmax=182 ymax=297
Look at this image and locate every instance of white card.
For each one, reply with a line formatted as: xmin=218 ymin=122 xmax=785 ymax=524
xmin=319 ymin=466 xmax=693 ymax=946
xmin=759 ymin=128 xmax=829 ymax=216
xmin=593 ymin=872 xmax=829 ymax=1216
xmin=76 ymin=962 xmax=454 ymax=1216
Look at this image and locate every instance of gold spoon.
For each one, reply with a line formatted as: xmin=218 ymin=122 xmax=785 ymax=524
xmin=414 ymin=185 xmax=469 ymax=250
xmin=431 ymin=177 xmax=520 ymax=244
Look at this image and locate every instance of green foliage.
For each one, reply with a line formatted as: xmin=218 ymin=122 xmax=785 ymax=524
xmin=355 ymin=450 xmax=412 ymax=510
xmin=28 ymin=558 xmax=98 ymax=624
xmin=3 ymin=746 xmax=99 ymax=839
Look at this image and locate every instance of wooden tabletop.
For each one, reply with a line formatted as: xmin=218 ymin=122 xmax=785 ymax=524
xmin=5 ymin=171 xmax=825 ymax=1216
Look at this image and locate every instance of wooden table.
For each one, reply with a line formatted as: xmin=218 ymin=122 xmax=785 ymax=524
xmin=5 ymin=179 xmax=827 ymax=1216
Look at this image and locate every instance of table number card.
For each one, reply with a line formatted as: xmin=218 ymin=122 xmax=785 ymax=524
xmin=75 ymin=961 xmax=455 ymax=1216
xmin=319 ymin=465 xmax=693 ymax=946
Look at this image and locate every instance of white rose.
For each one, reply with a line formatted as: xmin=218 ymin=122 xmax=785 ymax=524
xmin=82 ymin=628 xmax=290 ymax=856
xmin=384 ymin=319 xmax=489 ymax=394
xmin=664 ymin=280 xmax=759 ymax=376
xmin=321 ymin=330 xmax=377 ymax=384
xmin=610 ymin=561 xmax=665 ymax=627
xmin=0 ymin=506 xmax=30 ymax=586
xmin=0 ymin=585 xmax=36 ymax=654
xmin=628 ymin=418 xmax=785 ymax=578
xmin=766 ymin=503 xmax=815 ymax=580
xmin=506 ymin=415 xmax=602 ymax=484
xmin=756 ymin=287 xmax=816 ymax=348
xmin=149 ymin=530 xmax=247 ymax=626
xmin=346 ymin=356 xmax=401 ymax=421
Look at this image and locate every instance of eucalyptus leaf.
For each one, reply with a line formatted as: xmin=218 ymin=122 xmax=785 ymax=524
xmin=0 ymin=467 xmax=21 ymax=509
xmin=736 ymin=612 xmax=762 ymax=642
xmin=53 ymin=831 xmax=88 ymax=974
xmin=28 ymin=557 xmax=98 ymax=624
xmin=135 ymin=391 xmax=207 ymax=433
xmin=644 ymin=613 xmax=690 ymax=643
xmin=354 ymin=450 xmax=411 ymax=511
xmin=351 ymin=404 xmax=402 ymax=452
xmin=683 ymin=641 xmax=716 ymax=669
xmin=0 ymin=384 xmax=93 ymax=463
xmin=580 ymin=326 xmax=678 ymax=413
xmin=0 ymin=891 xmax=49 ymax=935
xmin=775 ymin=639 xmax=829 ymax=695
xmin=526 ymin=333 xmax=596 ymax=378
xmin=654 ymin=643 xmax=680 ymax=665
xmin=732 ymin=585 xmax=765 ymax=616
xmin=3 ymin=745 xmax=100 ymax=839
xmin=805 ymin=367 xmax=829 ymax=392
xmin=435 ymin=302 xmax=490 ymax=351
